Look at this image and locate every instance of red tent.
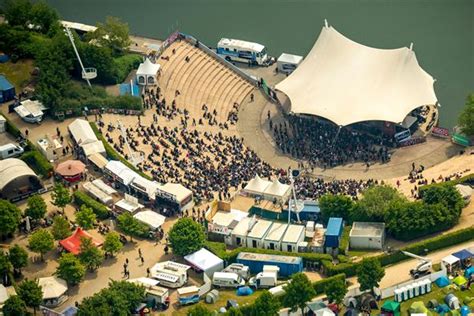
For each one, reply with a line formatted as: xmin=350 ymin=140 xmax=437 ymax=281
xmin=59 ymin=227 xmax=103 ymax=255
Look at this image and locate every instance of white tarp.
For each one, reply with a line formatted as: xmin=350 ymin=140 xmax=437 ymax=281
xmin=81 ymin=140 xmax=106 ymax=157
xmin=38 ymin=277 xmax=68 ymax=300
xmin=184 ymin=248 xmax=224 ymax=275
xmin=68 ymin=119 xmax=98 ymax=145
xmin=277 ymin=53 xmax=303 ymax=65
xmin=131 ymin=176 xmax=161 ymax=199
xmin=92 ymin=179 xmax=117 ymax=195
xmin=244 ymin=175 xmax=272 ymax=195
xmin=134 ymin=210 xmax=166 ymax=230
xmin=276 ymin=23 xmax=437 ymax=126
xmin=83 ymin=181 xmax=113 ymax=205
xmin=105 ymin=160 xmax=137 ymax=185
xmin=158 ymin=182 xmax=193 ymax=204
xmin=455 ymin=184 xmax=473 ymax=200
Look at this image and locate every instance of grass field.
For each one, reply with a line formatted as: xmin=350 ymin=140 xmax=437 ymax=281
xmin=171 ymin=289 xmax=263 ymax=316
xmin=0 ymin=59 xmax=34 ymax=92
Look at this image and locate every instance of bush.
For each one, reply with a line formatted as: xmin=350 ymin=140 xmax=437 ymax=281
xmin=0 ymin=111 xmax=22 ymax=138
xmin=313 ymin=273 xmax=346 ymax=294
xmin=73 ymin=191 xmax=109 ymax=219
xmin=322 ymin=260 xmax=359 ymax=277
xmin=20 ymin=148 xmax=53 ymax=178
xmin=89 ymin=122 xmax=151 ymax=180
xmin=338 ymin=226 xmax=351 ymax=255
xmin=114 ymin=54 xmax=142 ymax=82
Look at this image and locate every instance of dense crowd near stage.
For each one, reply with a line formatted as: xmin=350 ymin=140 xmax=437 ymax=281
xmin=96 ymin=88 xmax=383 ymax=205
xmin=272 ymin=114 xmax=395 ymax=168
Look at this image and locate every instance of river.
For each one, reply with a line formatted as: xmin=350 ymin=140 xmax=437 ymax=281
xmin=45 ymin=0 xmax=473 ymax=128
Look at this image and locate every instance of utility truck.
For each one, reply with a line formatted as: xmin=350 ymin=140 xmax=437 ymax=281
xmin=401 ymin=251 xmax=432 ymax=279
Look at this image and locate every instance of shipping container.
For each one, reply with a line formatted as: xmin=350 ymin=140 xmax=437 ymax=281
xmin=236 ymin=252 xmax=303 ymax=277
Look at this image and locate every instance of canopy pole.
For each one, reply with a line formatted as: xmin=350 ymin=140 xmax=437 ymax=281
xmin=331 ymin=125 xmax=343 ymax=147
xmin=324 ymin=19 xmax=329 ymax=28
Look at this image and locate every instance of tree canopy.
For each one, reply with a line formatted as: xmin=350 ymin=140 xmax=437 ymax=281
xmin=8 ymin=244 xmax=28 ymax=275
xmin=76 ymin=205 xmax=97 ymax=230
xmin=319 ymin=194 xmax=354 ymax=224
xmin=458 ymin=93 xmax=474 ymax=136
xmin=52 ymin=215 xmax=72 ymax=240
xmin=350 ymin=185 xmax=405 ymax=222
xmin=56 ymin=253 xmax=85 ymax=285
xmin=357 ymin=257 xmax=385 ymax=293
xmin=77 ymin=280 xmax=146 ymax=316
xmin=283 ymin=272 xmax=316 ymax=314
xmin=0 ymin=250 xmax=13 ymax=286
xmin=2 ymin=295 xmax=28 ymax=316
xmin=79 ymin=237 xmax=104 ymax=271
xmin=168 ymin=218 xmax=206 ymax=256
xmin=28 ymin=228 xmax=54 ymax=261
xmin=16 ymin=279 xmax=43 ymax=315
xmin=103 ymin=232 xmax=123 ymax=257
xmin=186 ymin=305 xmax=213 ymax=316
xmin=251 ymin=290 xmax=280 ymax=316
xmin=3 ymin=0 xmax=59 ymax=36
xmin=324 ymin=278 xmax=347 ymax=305
xmin=25 ymin=194 xmax=47 ymax=221
xmin=117 ymin=212 xmax=149 ymax=241
xmin=51 ymin=183 xmax=72 ymax=211
xmin=0 ymin=199 xmax=22 ymax=239
xmin=87 ymin=16 xmax=131 ymax=55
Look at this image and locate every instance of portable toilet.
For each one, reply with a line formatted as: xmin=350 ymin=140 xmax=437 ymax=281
xmin=413 ymin=282 xmax=420 ymax=297
xmin=419 ymin=280 xmax=426 ymax=295
xmin=445 ymin=293 xmax=460 ymax=310
xmin=394 ymin=288 xmax=402 ymax=302
xmin=399 ymin=286 xmax=407 ymax=302
xmin=425 ymin=279 xmax=432 ymax=292
xmin=406 ymin=284 xmax=414 ymax=299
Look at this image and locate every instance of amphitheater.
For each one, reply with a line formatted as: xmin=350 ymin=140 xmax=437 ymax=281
xmin=158 ymin=40 xmax=255 ymax=123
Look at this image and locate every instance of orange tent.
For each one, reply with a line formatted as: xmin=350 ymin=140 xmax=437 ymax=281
xmin=59 ymin=227 xmax=102 ymax=255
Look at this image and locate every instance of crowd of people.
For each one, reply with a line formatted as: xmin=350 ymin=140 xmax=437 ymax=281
xmin=272 ymin=114 xmax=394 ymax=168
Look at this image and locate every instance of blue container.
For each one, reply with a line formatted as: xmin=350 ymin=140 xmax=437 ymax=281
xmin=236 ymin=252 xmax=303 ymax=277
xmin=324 ymin=217 xmax=343 ymax=248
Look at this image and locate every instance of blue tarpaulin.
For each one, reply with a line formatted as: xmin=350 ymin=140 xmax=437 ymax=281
xmin=435 ymin=304 xmax=450 ymax=315
xmin=119 ymin=83 xmax=140 ymax=96
xmin=465 ymin=266 xmax=474 ymax=278
xmin=461 ymin=305 xmax=471 ymax=316
xmin=236 ymin=286 xmax=254 ymax=296
xmin=435 ymin=276 xmax=450 ymax=288
xmin=452 ymin=249 xmax=473 ymax=260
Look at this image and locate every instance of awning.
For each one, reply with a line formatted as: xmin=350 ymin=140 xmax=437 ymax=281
xmin=88 ymin=153 xmax=108 ymax=169
xmin=452 ymin=249 xmax=473 ymax=260
xmin=442 ymin=254 xmax=461 ymax=265
xmin=38 ymin=277 xmax=68 ymax=300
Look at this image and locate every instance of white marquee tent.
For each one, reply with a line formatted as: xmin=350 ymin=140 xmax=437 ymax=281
xmin=263 ymin=179 xmax=291 ymax=200
xmin=38 ymin=277 xmax=68 ymax=300
xmin=276 ymin=22 xmax=437 ymax=126
xmin=133 ymin=210 xmax=166 ymax=230
xmin=243 ymin=175 xmax=272 ymax=195
xmin=136 ymin=58 xmax=161 ymax=85
xmin=68 ymin=119 xmax=98 ymax=145
xmin=184 ymin=248 xmax=224 ymax=276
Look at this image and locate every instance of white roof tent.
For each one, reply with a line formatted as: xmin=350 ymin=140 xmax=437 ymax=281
xmin=133 ymin=210 xmax=166 ymax=230
xmin=68 ymin=119 xmax=98 ymax=145
xmin=243 ymin=175 xmax=272 ymax=195
xmin=276 ymin=21 xmax=438 ymax=126
xmin=184 ymin=248 xmax=224 ymax=275
xmin=137 ymin=58 xmax=160 ymax=76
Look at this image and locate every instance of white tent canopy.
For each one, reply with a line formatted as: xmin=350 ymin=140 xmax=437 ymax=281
xmin=263 ymin=179 xmax=291 ymax=199
xmin=442 ymin=254 xmax=460 ymax=266
xmin=455 ymin=184 xmax=473 ymax=200
xmin=134 ymin=210 xmax=166 ymax=230
xmin=244 ymin=175 xmax=272 ymax=195
xmin=137 ymin=58 xmax=160 ymax=76
xmin=68 ymin=119 xmax=98 ymax=145
xmin=276 ymin=23 xmax=437 ymax=126
xmin=38 ymin=277 xmax=68 ymax=300
xmin=184 ymin=248 xmax=224 ymax=276
xmin=0 ymin=285 xmax=8 ymax=305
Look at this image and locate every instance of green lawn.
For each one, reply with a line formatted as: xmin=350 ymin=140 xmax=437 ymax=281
xmin=372 ymin=284 xmax=474 ymax=315
xmin=172 ymin=289 xmax=263 ymax=316
xmin=0 ymin=59 xmax=34 ymax=91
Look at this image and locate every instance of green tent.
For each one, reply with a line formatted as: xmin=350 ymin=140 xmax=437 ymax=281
xmin=449 ymin=310 xmax=461 ymax=316
xmin=409 ymin=301 xmax=432 ymax=316
xmin=453 ymin=276 xmax=468 ymax=286
xmin=381 ymin=300 xmax=401 ymax=316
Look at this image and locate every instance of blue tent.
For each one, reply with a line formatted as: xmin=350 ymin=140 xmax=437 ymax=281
xmin=461 ymin=306 xmax=471 ymax=316
xmin=236 ymin=286 xmax=254 ymax=296
xmin=465 ymin=266 xmax=474 ymax=278
xmin=452 ymin=249 xmax=473 ymax=261
xmin=436 ymin=304 xmax=451 ymax=315
xmin=435 ymin=276 xmax=450 ymax=288
xmin=0 ymin=75 xmax=15 ymax=103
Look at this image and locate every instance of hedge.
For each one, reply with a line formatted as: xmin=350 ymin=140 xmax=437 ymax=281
xmin=73 ymin=191 xmax=110 ymax=219
xmin=20 ymin=147 xmax=53 ymax=178
xmin=89 ymin=122 xmax=151 ymax=180
xmin=0 ymin=111 xmax=22 ymax=138
xmin=313 ymin=273 xmax=346 ymax=294
xmin=338 ymin=226 xmax=351 ymax=255
xmin=204 ymin=241 xmax=332 ymax=264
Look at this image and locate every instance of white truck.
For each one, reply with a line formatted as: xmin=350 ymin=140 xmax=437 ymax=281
xmin=222 ymin=263 xmax=250 ymax=280
xmin=0 ymin=143 xmax=24 ymax=159
xmin=249 ymin=265 xmax=279 ymax=289
xmin=212 ymin=272 xmax=246 ymax=288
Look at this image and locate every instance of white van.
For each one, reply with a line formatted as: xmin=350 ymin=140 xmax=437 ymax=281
xmin=212 ymin=272 xmax=245 ymax=288
xmin=0 ymin=143 xmax=24 ymax=159
xmin=222 ymin=263 xmax=250 ymax=280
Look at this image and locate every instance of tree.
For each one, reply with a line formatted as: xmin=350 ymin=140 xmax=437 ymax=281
xmin=51 ymin=215 xmax=72 ymax=240
xmin=458 ymin=93 xmax=474 ymax=136
xmin=0 ymin=199 xmax=22 ymax=239
xmin=0 ymin=250 xmax=13 ymax=286
xmin=351 ymin=185 xmax=406 ymax=222
xmin=79 ymin=237 xmax=104 ymax=271
xmin=51 ymin=183 xmax=72 ymax=212
xmin=3 ymin=0 xmax=32 ymax=28
xmin=75 ymin=205 xmax=97 ymax=230
xmin=420 ymin=182 xmax=464 ymax=215
xmin=25 ymin=195 xmax=47 ymax=221
xmin=283 ymin=273 xmax=316 ymax=314
xmin=80 ymin=44 xmax=117 ymax=84
xmin=8 ymin=245 xmax=28 ymax=276
xmin=2 ymin=295 xmax=28 ymax=316
xmin=168 ymin=218 xmax=205 ymax=256
xmin=357 ymin=257 xmax=385 ymax=293
xmin=324 ymin=278 xmax=347 ymax=306
xmin=30 ymin=0 xmax=60 ymax=36
xmin=88 ymin=16 xmax=131 ymax=55
xmin=77 ymin=280 xmax=145 ymax=316
xmin=187 ymin=305 xmax=213 ymax=316
xmin=319 ymin=194 xmax=354 ymax=224
xmin=103 ymin=232 xmax=123 ymax=257
xmin=251 ymin=290 xmax=280 ymax=316
xmin=56 ymin=253 xmax=85 ymax=285
xmin=226 ymin=307 xmax=243 ymax=316
xmin=28 ymin=228 xmax=54 ymax=261
xmin=117 ymin=212 xmax=149 ymax=241
xmin=16 ymin=279 xmax=43 ymax=315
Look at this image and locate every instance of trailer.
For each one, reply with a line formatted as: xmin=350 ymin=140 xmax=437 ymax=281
xmin=236 ymin=252 xmax=303 ymax=277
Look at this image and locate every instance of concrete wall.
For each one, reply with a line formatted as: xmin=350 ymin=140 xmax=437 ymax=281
xmin=349 ymin=235 xmax=383 ymax=250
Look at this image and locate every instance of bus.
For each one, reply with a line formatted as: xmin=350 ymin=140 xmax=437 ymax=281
xmin=217 ymin=38 xmax=274 ymax=66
